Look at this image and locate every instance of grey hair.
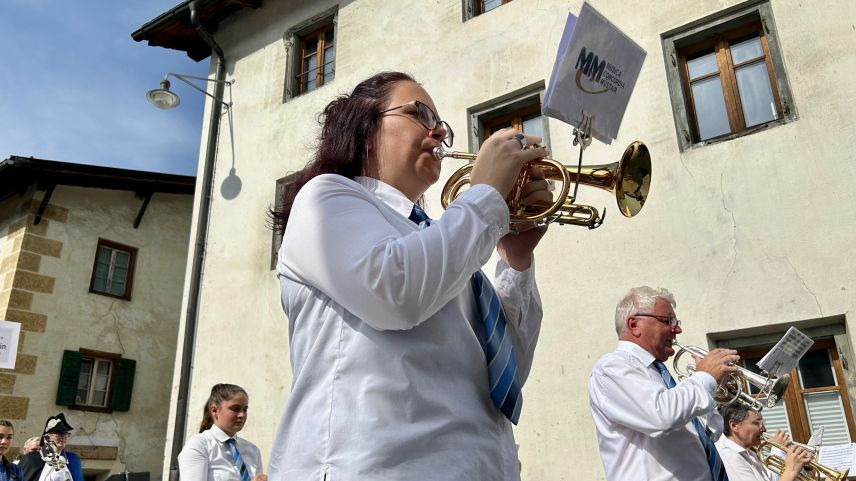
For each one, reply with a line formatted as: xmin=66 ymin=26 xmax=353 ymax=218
xmin=614 ymin=286 xmax=676 ymax=335
xmin=720 ymin=404 xmax=754 ymax=436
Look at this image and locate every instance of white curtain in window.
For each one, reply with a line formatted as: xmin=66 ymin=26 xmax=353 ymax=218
xmin=760 ymin=397 xmax=792 ymax=436
xmin=804 ymin=391 xmax=851 ymax=445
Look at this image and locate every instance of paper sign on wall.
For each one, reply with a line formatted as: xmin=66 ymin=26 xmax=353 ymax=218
xmin=0 ymin=320 xmax=21 ymax=370
xmin=542 ymin=2 xmax=646 ymax=144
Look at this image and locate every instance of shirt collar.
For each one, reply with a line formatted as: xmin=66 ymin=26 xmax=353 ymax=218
xmin=209 ymin=424 xmax=237 ymax=443
xmin=356 ymin=176 xmax=418 ymax=219
xmin=617 ymin=340 xmax=657 ymax=367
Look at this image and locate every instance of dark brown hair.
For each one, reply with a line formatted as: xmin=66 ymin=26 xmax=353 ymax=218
xmin=270 ymin=71 xmax=416 ymax=234
xmin=0 ymin=420 xmax=18 ymax=479
xmin=198 ymin=384 xmax=248 ymax=433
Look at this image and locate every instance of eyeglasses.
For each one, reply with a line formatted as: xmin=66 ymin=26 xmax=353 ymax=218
xmin=48 ymin=433 xmax=70 ymax=439
xmin=635 ymin=313 xmax=682 ymax=329
xmin=378 ymin=100 xmax=454 ymax=147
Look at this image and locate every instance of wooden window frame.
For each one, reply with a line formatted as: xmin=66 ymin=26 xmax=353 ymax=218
xmin=284 ymin=8 xmax=337 ymax=101
xmin=74 ymin=349 xmax=119 ymax=412
xmin=661 ymin=1 xmax=796 ymax=151
xmin=738 ymin=339 xmax=856 ymax=443
xmin=482 ymin=103 xmax=543 ymax=141
xmin=479 ymin=0 xmax=512 ymax=15
xmin=295 ymin=23 xmax=335 ymax=96
xmin=468 ymin=82 xmax=548 ymax=152
xmin=57 ymin=349 xmax=137 ymax=413
xmin=677 ymin=21 xmax=782 ymax=142
xmin=463 ymin=0 xmax=512 ymax=21
xmin=271 ymin=173 xmax=298 ymax=270
xmin=89 ymin=238 xmax=137 ymax=301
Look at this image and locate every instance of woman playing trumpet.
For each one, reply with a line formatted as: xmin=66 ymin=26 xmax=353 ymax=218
xmin=716 ymin=404 xmax=813 ymax=481
xmin=269 ymin=71 xmax=551 ymax=481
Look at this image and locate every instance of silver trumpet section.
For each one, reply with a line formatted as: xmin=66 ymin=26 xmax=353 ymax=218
xmin=671 ymin=341 xmax=790 ymax=410
xmin=39 ymin=440 xmax=72 ymax=481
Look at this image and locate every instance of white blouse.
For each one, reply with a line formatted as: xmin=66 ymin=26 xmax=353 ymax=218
xmin=178 ymin=425 xmax=262 ymax=481
xmin=270 ymin=175 xmax=543 ymax=481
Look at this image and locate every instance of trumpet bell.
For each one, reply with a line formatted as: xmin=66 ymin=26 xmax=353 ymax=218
xmin=436 ymin=140 xmax=651 ymax=228
xmin=615 ymin=141 xmax=651 ymax=218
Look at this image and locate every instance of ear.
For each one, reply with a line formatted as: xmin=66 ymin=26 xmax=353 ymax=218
xmin=626 ymin=316 xmax=641 ymax=336
xmin=209 ymin=403 xmax=218 ymax=419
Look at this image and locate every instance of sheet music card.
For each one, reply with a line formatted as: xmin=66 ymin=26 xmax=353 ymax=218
xmin=818 ymin=443 xmax=856 ymax=473
xmin=542 ymin=2 xmax=646 ymax=144
xmin=757 ymin=327 xmax=814 ymax=377
xmin=0 ymin=319 xmax=21 ymax=370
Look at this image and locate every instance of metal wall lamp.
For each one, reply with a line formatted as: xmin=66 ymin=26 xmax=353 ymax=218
xmin=146 ymin=72 xmax=233 ymax=110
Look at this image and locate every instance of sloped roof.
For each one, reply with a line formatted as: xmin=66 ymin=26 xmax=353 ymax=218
xmin=0 ymin=156 xmax=195 ymax=199
xmin=131 ymin=0 xmax=261 ymax=62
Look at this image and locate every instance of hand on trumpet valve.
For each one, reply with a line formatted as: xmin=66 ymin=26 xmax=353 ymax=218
xmin=470 ymin=128 xmax=548 ymax=200
xmin=692 ymin=348 xmax=740 ymax=384
xmin=770 ymin=430 xmax=791 ymax=446
xmin=784 ymin=445 xmax=813 ymax=476
xmin=497 ymin=164 xmax=552 ymax=271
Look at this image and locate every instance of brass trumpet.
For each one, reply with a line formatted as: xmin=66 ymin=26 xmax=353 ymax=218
xmin=671 ymin=341 xmax=789 ymax=410
xmin=435 ymin=141 xmax=651 ymax=228
xmin=756 ymin=435 xmax=848 ymax=481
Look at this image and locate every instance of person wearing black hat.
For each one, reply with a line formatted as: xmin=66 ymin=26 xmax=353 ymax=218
xmin=18 ymin=413 xmax=83 ymax=481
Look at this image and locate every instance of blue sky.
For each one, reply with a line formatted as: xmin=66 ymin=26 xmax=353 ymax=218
xmin=0 ymin=1 xmax=210 ymax=176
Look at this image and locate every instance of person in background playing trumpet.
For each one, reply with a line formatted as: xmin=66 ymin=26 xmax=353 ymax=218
xmin=716 ymin=404 xmax=812 ymax=481
xmin=269 ymin=71 xmax=551 ymax=481
xmin=588 ymin=286 xmax=740 ymax=481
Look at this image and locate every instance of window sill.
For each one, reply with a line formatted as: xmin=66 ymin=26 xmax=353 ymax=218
xmin=67 ymin=404 xmax=113 ymax=414
xmin=88 ymin=289 xmax=132 ymax=301
xmin=684 ymin=117 xmax=792 ymax=151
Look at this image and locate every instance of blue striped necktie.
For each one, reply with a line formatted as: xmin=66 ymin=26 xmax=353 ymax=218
xmin=653 ymin=360 xmax=729 ymax=481
xmin=409 ymin=205 xmax=522 ymax=424
xmin=224 ymin=438 xmax=250 ymax=481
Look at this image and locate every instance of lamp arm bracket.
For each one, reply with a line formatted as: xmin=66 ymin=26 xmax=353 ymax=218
xmin=164 ymin=72 xmax=234 ymax=108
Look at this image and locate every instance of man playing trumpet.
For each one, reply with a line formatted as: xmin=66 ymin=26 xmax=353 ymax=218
xmin=588 ymin=286 xmax=739 ymax=481
xmin=716 ymin=405 xmax=812 ymax=481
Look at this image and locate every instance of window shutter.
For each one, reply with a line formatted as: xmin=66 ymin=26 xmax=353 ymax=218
xmin=804 ymin=391 xmax=851 ymax=444
xmin=56 ymin=350 xmax=82 ymax=406
xmin=110 ymin=358 xmax=136 ymax=412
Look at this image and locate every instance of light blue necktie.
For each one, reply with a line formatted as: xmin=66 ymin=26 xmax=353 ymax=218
xmin=409 ymin=205 xmax=523 ymax=424
xmin=654 ymin=360 xmax=729 ymax=481
xmin=225 ymin=438 xmax=250 ymax=481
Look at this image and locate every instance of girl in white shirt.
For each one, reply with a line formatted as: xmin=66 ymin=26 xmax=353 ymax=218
xmin=178 ymin=384 xmax=266 ymax=481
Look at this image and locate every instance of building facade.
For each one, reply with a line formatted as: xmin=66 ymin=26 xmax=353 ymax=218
xmin=0 ymin=157 xmax=194 ymax=480
xmin=136 ymin=0 xmax=856 ymax=479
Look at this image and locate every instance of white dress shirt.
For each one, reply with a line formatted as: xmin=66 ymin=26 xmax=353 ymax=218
xmin=178 ymin=425 xmax=262 ymax=481
xmin=588 ymin=341 xmax=722 ymax=481
xmin=716 ymin=436 xmax=778 ymax=481
xmin=271 ymin=174 xmax=543 ymax=481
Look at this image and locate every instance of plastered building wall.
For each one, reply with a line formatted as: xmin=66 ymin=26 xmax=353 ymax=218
xmin=167 ymin=1 xmax=856 ymax=479
xmin=1 ymin=185 xmax=192 ymax=480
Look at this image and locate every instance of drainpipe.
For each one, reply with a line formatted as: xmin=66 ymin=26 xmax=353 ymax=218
xmin=168 ymin=2 xmax=227 ymax=480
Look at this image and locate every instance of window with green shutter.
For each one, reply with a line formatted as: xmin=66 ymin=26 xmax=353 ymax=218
xmin=89 ymin=239 xmax=137 ymax=300
xmin=56 ymin=349 xmax=136 ymax=413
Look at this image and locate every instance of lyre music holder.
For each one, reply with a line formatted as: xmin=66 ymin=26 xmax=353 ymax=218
xmin=567 ymin=111 xmax=606 ymax=228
